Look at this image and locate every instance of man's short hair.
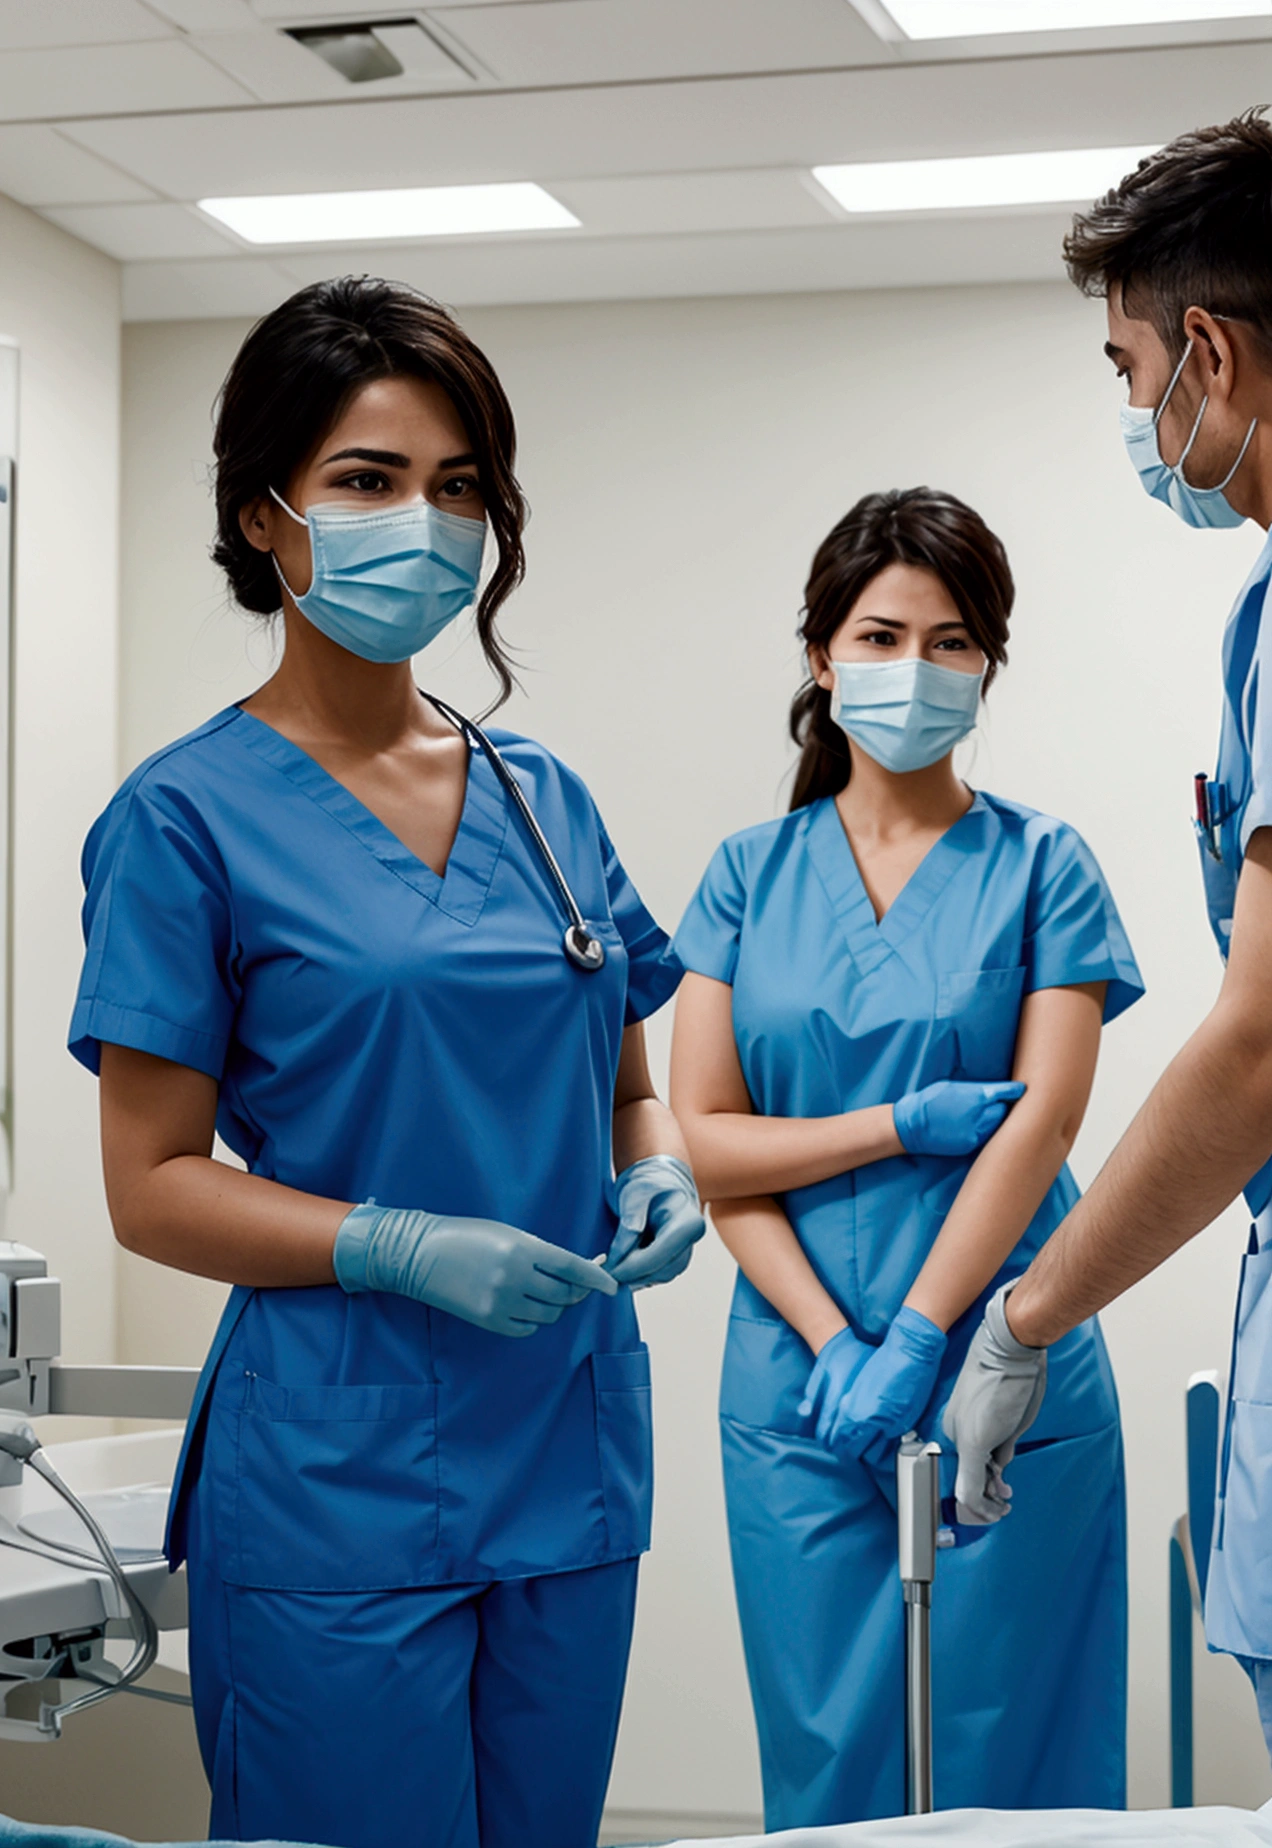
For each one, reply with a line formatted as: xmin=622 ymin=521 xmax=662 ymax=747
xmin=1065 ymin=108 xmax=1272 ymax=362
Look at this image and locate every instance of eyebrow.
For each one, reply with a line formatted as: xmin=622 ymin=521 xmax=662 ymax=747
xmin=317 ymin=446 xmax=480 ymax=471
xmin=857 ymin=615 xmax=968 ymax=632
xmin=1103 ymin=341 xmax=1127 ymax=364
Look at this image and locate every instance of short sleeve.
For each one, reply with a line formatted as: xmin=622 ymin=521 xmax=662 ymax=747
xmin=1022 ymin=824 xmax=1144 ymax=1024
xmin=68 ymin=780 xmax=238 ymax=1079
xmin=673 ymin=839 xmax=747 ymax=985
xmin=594 ymin=815 xmax=683 ymax=1025
xmin=1242 ymin=567 xmax=1272 ymax=851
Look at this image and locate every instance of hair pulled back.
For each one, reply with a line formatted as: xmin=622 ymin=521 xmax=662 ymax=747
xmin=211 ymin=275 xmax=528 ymax=704
xmin=789 ymin=488 xmax=1013 ymax=811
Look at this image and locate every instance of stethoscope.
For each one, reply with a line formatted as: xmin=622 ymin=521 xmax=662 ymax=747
xmin=426 ymin=693 xmax=606 ymax=973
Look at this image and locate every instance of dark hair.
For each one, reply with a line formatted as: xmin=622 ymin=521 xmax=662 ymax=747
xmin=211 ymin=275 xmax=528 ymax=704
xmin=1064 ymin=110 xmax=1272 ymax=363
xmin=789 ymin=488 xmax=1013 ymax=811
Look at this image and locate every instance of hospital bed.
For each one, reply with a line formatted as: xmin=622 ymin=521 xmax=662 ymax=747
xmin=652 ymin=1803 xmax=1272 ymax=1845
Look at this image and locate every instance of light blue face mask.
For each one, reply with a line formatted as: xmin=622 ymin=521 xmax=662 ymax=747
xmin=271 ymin=489 xmax=486 ymax=663
xmin=1120 ymin=339 xmax=1256 ymax=530
xmin=829 ymin=656 xmax=984 ymax=774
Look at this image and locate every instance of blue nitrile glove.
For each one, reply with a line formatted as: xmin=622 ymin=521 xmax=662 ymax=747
xmin=333 ymin=1203 xmax=617 ymax=1338
xmin=819 ymin=1307 xmax=947 ymax=1461
xmin=893 ymin=1079 xmax=1025 ymax=1157
xmin=942 ymin=1281 xmax=1047 ymax=1524
xmin=797 ymin=1323 xmax=874 ymax=1426
xmin=605 ymin=1155 xmax=707 ymax=1289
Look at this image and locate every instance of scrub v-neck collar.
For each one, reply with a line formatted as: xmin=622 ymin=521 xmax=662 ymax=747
xmin=228 ymin=703 xmax=508 ymax=927
xmin=805 ymin=791 xmax=986 ymax=977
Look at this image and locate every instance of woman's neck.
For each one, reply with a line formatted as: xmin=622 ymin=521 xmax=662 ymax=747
xmin=834 ymin=749 xmax=973 ymax=843
xmin=244 ymin=606 xmax=437 ymax=751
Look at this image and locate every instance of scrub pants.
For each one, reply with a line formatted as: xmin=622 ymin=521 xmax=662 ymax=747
xmin=723 ymin=1411 xmax=1127 ymax=1827
xmin=186 ymin=1523 xmax=639 ymax=1848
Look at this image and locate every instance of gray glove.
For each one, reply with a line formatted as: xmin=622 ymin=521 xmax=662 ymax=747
xmin=941 ymin=1282 xmax=1047 ymax=1524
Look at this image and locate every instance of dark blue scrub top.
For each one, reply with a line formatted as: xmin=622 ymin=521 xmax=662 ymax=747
xmin=70 ymin=705 xmax=681 ymax=1587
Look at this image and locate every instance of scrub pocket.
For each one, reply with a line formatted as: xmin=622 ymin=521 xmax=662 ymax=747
xmin=592 ymin=1347 xmax=653 ymax=1556
xmin=719 ymin=1313 xmax=814 ymax=1436
xmin=937 ymin=966 xmax=1026 ymax=1080
xmin=224 ymin=1373 xmax=440 ymax=1591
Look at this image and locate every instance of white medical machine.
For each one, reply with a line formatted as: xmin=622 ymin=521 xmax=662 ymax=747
xmin=0 ymin=1241 xmax=196 ymax=1744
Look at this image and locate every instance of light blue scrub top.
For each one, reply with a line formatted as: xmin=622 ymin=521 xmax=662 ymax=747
xmin=1193 ymin=529 xmax=1272 ymax=1660
xmin=1199 ymin=528 xmax=1272 ymax=1214
xmin=69 ymin=704 xmax=681 ymax=1588
xmin=675 ymin=792 xmax=1143 ymax=1397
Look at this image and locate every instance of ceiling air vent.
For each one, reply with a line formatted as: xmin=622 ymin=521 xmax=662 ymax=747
xmin=286 ymin=18 xmax=472 ymax=85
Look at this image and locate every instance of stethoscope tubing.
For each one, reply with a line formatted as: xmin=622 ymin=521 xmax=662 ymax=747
xmin=425 ymin=693 xmax=605 ymax=972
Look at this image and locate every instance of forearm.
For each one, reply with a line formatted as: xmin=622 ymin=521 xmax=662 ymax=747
xmin=711 ymin=1194 xmax=847 ymax=1354
xmin=683 ymin=1105 xmax=901 ymax=1200
xmin=612 ymin=1096 xmax=690 ymax=1173
xmin=107 ymin=1153 xmax=351 ymax=1288
xmin=1009 ymin=1004 xmax=1272 ymax=1347
xmin=905 ymin=1106 xmax=1076 ymax=1332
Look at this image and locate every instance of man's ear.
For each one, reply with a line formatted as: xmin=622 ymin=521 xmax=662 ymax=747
xmin=239 ymin=495 xmax=274 ymax=555
xmin=1183 ymin=306 xmax=1238 ymax=396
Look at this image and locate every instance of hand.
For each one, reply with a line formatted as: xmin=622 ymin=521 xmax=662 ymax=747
xmin=894 ymin=1079 xmax=1026 ymax=1157
xmin=941 ymin=1282 xmax=1047 ymax=1523
xmin=797 ymin=1323 xmax=873 ymax=1427
xmin=605 ymin=1155 xmax=706 ymax=1289
xmin=332 ymin=1203 xmax=618 ymax=1338
xmin=816 ymin=1307 xmax=947 ymax=1461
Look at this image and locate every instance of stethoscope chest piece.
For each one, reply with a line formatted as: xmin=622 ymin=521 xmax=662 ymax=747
xmin=565 ymin=924 xmax=606 ymax=973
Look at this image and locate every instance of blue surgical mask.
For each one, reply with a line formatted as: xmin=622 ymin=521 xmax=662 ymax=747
xmin=271 ymin=489 xmax=486 ymax=663
xmin=1120 ymin=340 xmax=1255 ymax=530
xmin=829 ymin=657 xmax=983 ymax=774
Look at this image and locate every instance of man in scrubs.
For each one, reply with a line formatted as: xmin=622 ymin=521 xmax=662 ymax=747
xmin=943 ymin=110 xmax=1272 ymax=1752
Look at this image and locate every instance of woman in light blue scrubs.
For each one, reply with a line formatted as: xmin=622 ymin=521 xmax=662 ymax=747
xmin=671 ymin=489 xmax=1143 ymax=1825
xmin=69 ymin=278 xmax=703 ymax=1848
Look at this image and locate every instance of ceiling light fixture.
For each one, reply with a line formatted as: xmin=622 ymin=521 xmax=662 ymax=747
xmin=878 ymin=0 xmax=1270 ymax=38
xmin=812 ymin=145 xmax=1159 ymax=213
xmin=198 ymin=183 xmax=581 ymax=246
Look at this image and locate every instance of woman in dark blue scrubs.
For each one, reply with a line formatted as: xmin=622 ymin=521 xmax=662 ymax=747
xmin=69 ymin=278 xmax=702 ymax=1848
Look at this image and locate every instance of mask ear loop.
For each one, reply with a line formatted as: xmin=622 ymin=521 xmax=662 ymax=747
xmin=1156 ymin=338 xmax=1258 ymax=493
xmin=268 ymin=485 xmax=308 ymax=526
xmin=267 ymin=485 xmax=309 ymax=603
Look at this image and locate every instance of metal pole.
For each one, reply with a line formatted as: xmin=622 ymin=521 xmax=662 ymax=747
xmin=898 ymin=1433 xmax=941 ymax=1816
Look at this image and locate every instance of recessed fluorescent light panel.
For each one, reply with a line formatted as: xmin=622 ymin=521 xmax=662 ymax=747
xmin=879 ymin=0 xmax=1270 ymax=37
xmin=812 ymin=145 xmax=1159 ymax=214
xmin=198 ymin=183 xmax=580 ymax=246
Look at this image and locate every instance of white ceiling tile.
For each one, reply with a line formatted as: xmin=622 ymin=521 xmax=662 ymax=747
xmin=250 ymin=0 xmax=451 ymax=14
xmin=188 ymin=28 xmax=359 ymax=101
xmin=146 ymin=1 xmax=260 ymax=27
xmin=265 ymin=211 xmax=1075 ymax=307
xmin=430 ymin=0 xmax=889 ymax=84
xmin=192 ymin=22 xmax=475 ymax=103
xmin=550 ymin=170 xmax=837 ymax=236
xmin=60 ymin=39 xmax=1272 ymax=197
xmin=0 ymin=1 xmax=171 ymax=49
xmin=0 ymin=125 xmax=156 ymax=206
xmin=41 ymin=201 xmax=240 ymax=260
xmin=122 ymin=254 xmax=298 ymax=318
xmin=0 ymin=39 xmax=254 ymax=122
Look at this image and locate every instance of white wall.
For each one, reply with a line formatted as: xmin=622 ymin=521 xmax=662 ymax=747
xmin=0 ymin=195 xmax=120 ymax=1368
xmin=119 ymin=281 xmax=1272 ymax=1821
